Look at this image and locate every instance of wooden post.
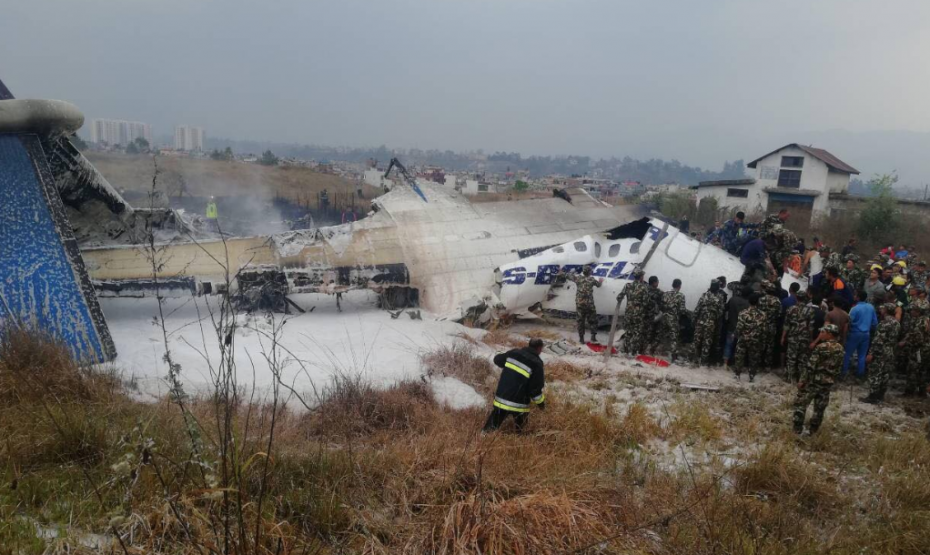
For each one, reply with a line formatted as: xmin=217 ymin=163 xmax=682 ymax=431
xmin=602 ymin=220 xmax=671 ymax=365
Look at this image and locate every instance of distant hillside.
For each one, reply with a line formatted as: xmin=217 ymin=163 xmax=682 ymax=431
xmin=203 ymin=137 xmax=747 ymax=185
xmin=86 ymin=152 xmax=379 ymax=210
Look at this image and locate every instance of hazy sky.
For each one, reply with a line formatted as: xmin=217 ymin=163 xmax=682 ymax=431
xmin=4 ymin=0 xmax=930 ymax=169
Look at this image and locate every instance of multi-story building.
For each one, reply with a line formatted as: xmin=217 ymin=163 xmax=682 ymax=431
xmin=694 ymin=143 xmax=859 ymax=224
xmin=174 ymin=125 xmax=205 ymax=152
xmin=89 ymin=119 xmax=152 ymax=146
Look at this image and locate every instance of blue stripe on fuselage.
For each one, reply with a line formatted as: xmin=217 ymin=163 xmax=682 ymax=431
xmin=502 ymin=262 xmax=634 ymax=285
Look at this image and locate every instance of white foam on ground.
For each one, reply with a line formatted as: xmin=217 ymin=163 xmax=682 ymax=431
xmin=429 ymin=376 xmax=488 ymax=409
xmin=98 ymin=290 xmax=480 ymax=406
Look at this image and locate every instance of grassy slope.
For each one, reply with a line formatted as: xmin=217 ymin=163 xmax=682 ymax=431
xmin=86 ymin=152 xmax=381 ymax=209
xmin=2 ymin=329 xmax=930 ymax=554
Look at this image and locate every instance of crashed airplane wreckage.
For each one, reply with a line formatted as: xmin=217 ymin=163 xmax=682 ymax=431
xmin=81 ymin=180 xmax=652 ymax=319
xmin=0 ymin=80 xmax=776 ymax=366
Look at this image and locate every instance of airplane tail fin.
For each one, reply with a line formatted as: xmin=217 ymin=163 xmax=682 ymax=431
xmin=0 ymin=77 xmax=15 ymax=100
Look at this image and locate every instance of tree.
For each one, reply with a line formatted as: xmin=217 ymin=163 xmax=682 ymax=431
xmin=513 ymin=180 xmax=529 ymax=192
xmin=259 ymin=150 xmax=279 ymax=166
xmin=656 ymin=190 xmax=694 ymax=221
xmin=210 ymin=147 xmax=234 ymax=161
xmin=857 ymin=173 xmax=898 ymax=243
xmin=126 ymin=141 xmax=139 ymax=154
xmin=134 ymin=137 xmax=150 ymax=151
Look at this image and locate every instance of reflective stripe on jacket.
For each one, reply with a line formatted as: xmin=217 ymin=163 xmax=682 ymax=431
xmin=492 ymin=348 xmax=545 ymax=412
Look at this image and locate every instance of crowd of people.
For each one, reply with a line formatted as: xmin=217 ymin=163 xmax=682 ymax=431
xmin=562 ymin=209 xmax=930 ymax=436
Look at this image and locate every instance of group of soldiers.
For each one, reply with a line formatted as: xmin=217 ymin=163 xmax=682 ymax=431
xmin=564 ymin=266 xmax=687 ymax=360
xmin=558 ymin=209 xmax=930 ymax=436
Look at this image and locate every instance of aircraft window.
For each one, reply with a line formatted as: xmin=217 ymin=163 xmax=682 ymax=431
xmin=630 ymin=242 xmax=641 ymax=254
xmin=553 ymin=246 xmax=565 ymax=253
xmin=608 ymin=244 xmax=621 ymax=257
xmin=594 ymin=243 xmax=601 ymax=257
xmin=573 ymin=242 xmax=587 ymax=252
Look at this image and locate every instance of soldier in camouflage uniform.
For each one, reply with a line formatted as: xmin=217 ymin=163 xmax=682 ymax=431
xmin=693 ymin=280 xmax=725 ymax=365
xmin=825 ymin=250 xmax=844 ymax=274
xmin=734 ymin=293 xmax=767 ymax=381
xmin=757 ymin=213 xmax=786 ymax=237
xmin=841 ymin=255 xmax=866 ymax=294
xmin=757 ymin=211 xmax=795 ymax=276
xmin=617 ymin=268 xmax=651 ymax=355
xmin=711 ymin=276 xmax=729 ymax=363
xmin=793 ymin=324 xmax=844 ymax=435
xmin=860 ymin=303 xmax=899 ymax=404
xmin=644 ymin=276 xmax=665 ymax=352
xmin=900 ymin=303 xmax=930 ymax=397
xmin=782 ymin=290 xmax=816 ymax=383
xmin=562 ymin=266 xmax=604 ymax=343
xmin=758 ymin=281 xmax=783 ymax=369
xmin=651 ymin=278 xmax=686 ymax=360
xmin=895 ymin=287 xmax=917 ymax=375
xmin=909 ymin=261 xmax=929 ymax=288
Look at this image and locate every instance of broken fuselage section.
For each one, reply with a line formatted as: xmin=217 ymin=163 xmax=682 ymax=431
xmin=494 ymin=218 xmax=748 ymax=320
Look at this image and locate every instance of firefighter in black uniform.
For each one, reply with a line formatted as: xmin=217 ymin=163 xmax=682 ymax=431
xmin=483 ymin=339 xmax=546 ymax=432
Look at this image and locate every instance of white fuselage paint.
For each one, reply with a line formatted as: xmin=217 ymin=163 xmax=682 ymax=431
xmin=495 ymin=219 xmax=796 ymax=318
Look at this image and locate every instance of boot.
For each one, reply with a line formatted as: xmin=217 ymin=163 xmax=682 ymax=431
xmin=590 ymin=333 xmax=598 ymax=344
xmin=578 ymin=332 xmax=585 ymax=344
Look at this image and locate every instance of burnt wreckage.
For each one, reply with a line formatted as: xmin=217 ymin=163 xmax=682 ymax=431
xmin=1 ymin=79 xmax=655 ymax=362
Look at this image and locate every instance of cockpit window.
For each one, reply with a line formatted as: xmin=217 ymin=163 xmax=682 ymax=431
xmin=573 ymin=242 xmax=587 ymax=252
xmin=608 ymin=244 xmax=621 ymax=257
xmin=553 ymin=246 xmax=565 ymax=253
xmin=594 ymin=242 xmax=601 ymax=257
xmin=630 ymin=241 xmax=641 ymax=254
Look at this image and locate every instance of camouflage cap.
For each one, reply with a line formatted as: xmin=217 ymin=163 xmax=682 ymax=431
xmin=761 ymin=280 xmax=776 ymax=292
xmin=632 ymin=268 xmax=645 ymax=278
xmin=796 ymin=290 xmax=809 ymax=301
xmin=845 ymin=253 xmax=860 ymax=262
xmin=821 ymin=323 xmax=840 ymax=335
xmin=882 ymin=302 xmax=897 ymax=313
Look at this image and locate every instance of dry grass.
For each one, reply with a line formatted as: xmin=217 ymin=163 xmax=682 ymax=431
xmin=305 ymin=375 xmax=438 ymax=438
xmin=421 ymin=344 xmax=497 ymax=394
xmin=0 ymin=327 xmax=119 ymax=404
xmin=480 ymin=329 xmax=525 ymax=350
xmin=5 ymin=331 xmax=930 ymax=554
xmin=546 ymin=360 xmax=591 ymax=382
xmin=524 ymin=328 xmax=562 ymax=341
xmin=86 ymin=152 xmax=379 ymax=209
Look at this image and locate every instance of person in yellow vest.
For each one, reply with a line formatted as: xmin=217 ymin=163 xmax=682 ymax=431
xmin=205 ymin=196 xmax=218 ymax=230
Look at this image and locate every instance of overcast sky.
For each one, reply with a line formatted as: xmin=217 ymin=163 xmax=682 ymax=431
xmin=4 ymin=0 xmax=930 ymax=169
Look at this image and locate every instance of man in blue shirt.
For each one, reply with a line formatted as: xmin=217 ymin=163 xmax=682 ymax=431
xmin=781 ymin=282 xmax=800 ymax=312
xmin=842 ymin=290 xmax=878 ymax=378
xmin=740 ymin=238 xmax=767 ymax=268
xmin=720 ymin=212 xmax=757 ymax=255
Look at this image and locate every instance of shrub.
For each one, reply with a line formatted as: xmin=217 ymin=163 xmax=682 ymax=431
xmin=857 ymin=173 xmax=899 ymax=243
xmin=421 ymin=343 xmax=496 ymax=394
xmin=307 ymin=375 xmax=439 ymax=437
